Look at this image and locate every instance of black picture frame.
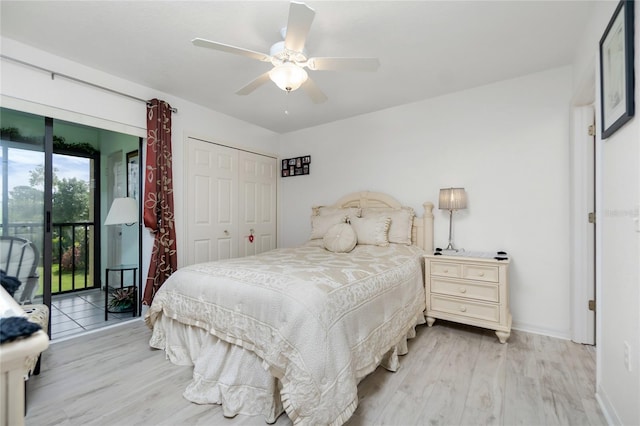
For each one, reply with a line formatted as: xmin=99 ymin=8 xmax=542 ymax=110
xmin=599 ymin=0 xmax=635 ymax=139
xmin=281 ymin=155 xmax=311 ymax=177
xmin=126 ymin=150 xmax=139 ymax=199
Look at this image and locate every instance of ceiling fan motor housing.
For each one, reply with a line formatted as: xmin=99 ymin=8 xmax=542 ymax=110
xmin=269 ymin=41 xmax=308 ymax=66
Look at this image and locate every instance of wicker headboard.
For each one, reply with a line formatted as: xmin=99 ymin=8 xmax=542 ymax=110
xmin=322 ymin=191 xmax=434 ymax=252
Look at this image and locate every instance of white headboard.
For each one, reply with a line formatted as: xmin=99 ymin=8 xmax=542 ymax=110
xmin=323 ymin=191 xmax=434 ymax=252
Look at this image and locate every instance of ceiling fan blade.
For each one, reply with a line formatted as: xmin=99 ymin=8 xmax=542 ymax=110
xmin=284 ymin=2 xmax=315 ymax=52
xmin=236 ymin=72 xmax=272 ymax=95
xmin=301 ymin=78 xmax=328 ymax=104
xmin=192 ymin=38 xmax=271 ymax=62
xmin=307 ymin=57 xmax=380 ymax=72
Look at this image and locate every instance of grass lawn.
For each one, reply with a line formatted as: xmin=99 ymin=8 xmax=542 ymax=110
xmin=35 ymin=263 xmax=96 ymax=296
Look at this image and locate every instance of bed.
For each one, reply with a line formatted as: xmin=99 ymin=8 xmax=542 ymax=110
xmin=145 ymin=191 xmax=434 ymax=425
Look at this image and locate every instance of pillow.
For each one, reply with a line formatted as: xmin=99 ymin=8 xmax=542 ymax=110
xmin=313 ymin=206 xmax=361 ymax=218
xmin=323 ymin=223 xmax=357 ymax=253
xmin=349 ymin=216 xmax=391 ymax=246
xmin=310 ymin=214 xmax=348 ymax=240
xmin=362 ymin=207 xmax=415 ymax=245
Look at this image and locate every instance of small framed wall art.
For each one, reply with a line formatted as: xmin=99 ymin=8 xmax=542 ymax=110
xmin=126 ymin=150 xmax=139 ymax=200
xmin=281 ymin=155 xmax=311 ymax=177
xmin=599 ymin=0 xmax=635 ymax=139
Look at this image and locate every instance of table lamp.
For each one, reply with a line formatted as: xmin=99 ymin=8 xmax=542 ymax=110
xmin=439 ymin=187 xmax=467 ymax=251
xmin=104 ymin=197 xmax=138 ymax=226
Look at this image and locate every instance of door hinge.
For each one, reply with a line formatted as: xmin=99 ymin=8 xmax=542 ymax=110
xmin=588 ymin=299 xmax=596 ymax=312
xmin=588 ymin=124 xmax=595 ymax=136
xmin=588 ymin=212 xmax=596 ymax=224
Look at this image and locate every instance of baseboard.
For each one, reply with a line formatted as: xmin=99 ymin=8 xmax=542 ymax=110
xmin=511 ymin=321 xmax=571 ymax=340
xmin=596 ymin=384 xmax=620 ymax=426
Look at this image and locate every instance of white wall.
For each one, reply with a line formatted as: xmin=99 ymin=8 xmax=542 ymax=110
xmin=279 ymin=67 xmax=573 ymax=338
xmin=1 ymin=37 xmax=280 ymax=276
xmin=588 ymin=1 xmax=640 ymax=424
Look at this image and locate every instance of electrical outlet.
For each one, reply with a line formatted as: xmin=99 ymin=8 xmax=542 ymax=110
xmin=624 ymin=341 xmax=631 ymax=372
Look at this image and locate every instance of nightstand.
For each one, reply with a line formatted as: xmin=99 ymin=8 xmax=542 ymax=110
xmin=424 ymin=252 xmax=511 ymax=343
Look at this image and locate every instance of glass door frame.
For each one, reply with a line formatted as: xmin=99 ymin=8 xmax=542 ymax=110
xmin=42 ymin=117 xmax=53 ymax=327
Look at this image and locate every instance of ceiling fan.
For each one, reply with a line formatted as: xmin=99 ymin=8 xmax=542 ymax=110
xmin=192 ymin=1 xmax=380 ymax=103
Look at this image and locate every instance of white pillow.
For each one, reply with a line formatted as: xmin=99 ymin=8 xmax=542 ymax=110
xmin=310 ymin=213 xmax=348 ymax=240
xmin=362 ymin=207 xmax=415 ymax=245
xmin=323 ymin=223 xmax=357 ymax=253
xmin=349 ymin=216 xmax=391 ymax=246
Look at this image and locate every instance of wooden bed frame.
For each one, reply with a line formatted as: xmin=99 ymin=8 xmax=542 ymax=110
xmin=324 ymin=190 xmax=434 ymax=252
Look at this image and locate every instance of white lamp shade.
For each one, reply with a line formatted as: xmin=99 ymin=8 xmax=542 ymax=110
xmin=269 ymin=63 xmax=308 ymax=91
xmin=104 ymin=197 xmax=139 ymax=225
xmin=439 ymin=188 xmax=467 ymax=210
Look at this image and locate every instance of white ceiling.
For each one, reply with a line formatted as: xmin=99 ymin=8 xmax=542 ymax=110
xmin=1 ymin=1 xmax=594 ymax=134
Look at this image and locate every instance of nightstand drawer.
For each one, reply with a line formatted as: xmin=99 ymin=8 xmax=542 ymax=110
xmin=430 ymin=278 xmax=499 ymax=302
xmin=430 ymin=261 xmax=461 ymax=278
xmin=462 ymin=264 xmax=499 ymax=283
xmin=430 ymin=294 xmax=500 ymax=323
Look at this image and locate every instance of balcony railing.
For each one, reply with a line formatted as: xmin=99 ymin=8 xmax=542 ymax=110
xmin=1 ymin=221 xmax=98 ymax=295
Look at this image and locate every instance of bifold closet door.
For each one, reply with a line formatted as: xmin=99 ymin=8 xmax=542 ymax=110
xmin=238 ymin=151 xmax=277 ymax=257
xmin=186 ymin=139 xmax=239 ymax=264
xmin=185 ymin=138 xmax=277 ymax=266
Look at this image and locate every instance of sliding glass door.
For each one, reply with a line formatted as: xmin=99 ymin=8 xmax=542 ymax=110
xmin=2 ymin=107 xmax=141 ymax=339
xmin=0 ymin=108 xmax=53 ymax=316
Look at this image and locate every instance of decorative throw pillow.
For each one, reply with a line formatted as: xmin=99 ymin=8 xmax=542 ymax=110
xmin=310 ymin=213 xmax=348 ymax=240
xmin=362 ymin=207 xmax=415 ymax=245
xmin=323 ymin=223 xmax=357 ymax=253
xmin=349 ymin=215 xmax=391 ymax=246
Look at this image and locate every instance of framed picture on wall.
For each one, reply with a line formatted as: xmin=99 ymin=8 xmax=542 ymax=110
xmin=126 ymin=150 xmax=139 ymax=200
xmin=281 ymin=155 xmax=311 ymax=178
xmin=599 ymin=0 xmax=635 ymax=139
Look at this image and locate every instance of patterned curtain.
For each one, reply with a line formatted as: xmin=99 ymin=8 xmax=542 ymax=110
xmin=142 ymin=99 xmax=177 ymax=305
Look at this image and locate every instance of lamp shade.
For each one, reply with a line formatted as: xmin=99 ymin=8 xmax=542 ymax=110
xmin=439 ymin=188 xmax=467 ymax=211
xmin=104 ymin=197 xmax=138 ymax=225
xmin=269 ymin=63 xmax=308 ymax=91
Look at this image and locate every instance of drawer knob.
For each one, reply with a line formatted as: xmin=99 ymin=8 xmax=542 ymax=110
xmin=443 ymin=269 xmax=449 ymax=273
xmin=460 ymin=306 xmax=467 ymax=312
xmin=478 ymin=272 xmax=485 ymax=277
xmin=459 ymin=287 xmax=467 ymax=293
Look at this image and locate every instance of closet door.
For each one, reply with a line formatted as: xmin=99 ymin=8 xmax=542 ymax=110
xmin=238 ymin=151 xmax=277 ymax=257
xmin=186 ymin=139 xmax=238 ymax=264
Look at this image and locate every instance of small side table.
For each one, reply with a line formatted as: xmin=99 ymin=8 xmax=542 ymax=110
xmin=105 ymin=264 xmax=138 ymax=321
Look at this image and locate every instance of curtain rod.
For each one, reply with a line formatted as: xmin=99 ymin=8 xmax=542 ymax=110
xmin=0 ymin=54 xmax=178 ymax=114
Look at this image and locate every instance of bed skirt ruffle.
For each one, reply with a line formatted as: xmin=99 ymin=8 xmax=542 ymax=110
xmin=149 ymin=312 xmax=425 ymax=424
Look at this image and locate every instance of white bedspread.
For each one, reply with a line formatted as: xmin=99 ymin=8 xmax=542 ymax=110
xmin=146 ymin=243 xmax=425 ymax=425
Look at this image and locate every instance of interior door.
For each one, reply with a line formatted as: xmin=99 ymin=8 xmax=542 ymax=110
xmin=186 ymin=138 xmax=238 ymax=264
xmin=238 ymin=151 xmax=277 ymax=256
xmin=571 ymin=105 xmax=596 ymax=345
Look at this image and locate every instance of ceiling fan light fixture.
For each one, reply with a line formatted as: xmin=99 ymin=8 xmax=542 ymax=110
xmin=269 ymin=62 xmax=308 ymax=92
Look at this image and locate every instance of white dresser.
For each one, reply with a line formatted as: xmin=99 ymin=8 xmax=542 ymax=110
xmin=424 ymin=253 xmax=511 ymax=343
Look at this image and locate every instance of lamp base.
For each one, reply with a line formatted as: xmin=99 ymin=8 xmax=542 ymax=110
xmin=441 ymin=248 xmax=463 ymax=255
xmin=444 ymin=243 xmax=460 ymax=252
xmin=445 ymin=210 xmax=461 ymax=252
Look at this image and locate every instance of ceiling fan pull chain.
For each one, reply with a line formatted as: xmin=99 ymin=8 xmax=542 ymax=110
xmin=284 ymin=90 xmax=290 ymax=116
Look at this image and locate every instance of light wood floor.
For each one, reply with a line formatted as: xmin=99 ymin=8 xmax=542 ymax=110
xmin=25 ymin=319 xmax=607 ymax=426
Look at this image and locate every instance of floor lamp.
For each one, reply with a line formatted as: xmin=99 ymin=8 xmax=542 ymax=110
xmin=439 ymin=188 xmax=467 ymax=251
